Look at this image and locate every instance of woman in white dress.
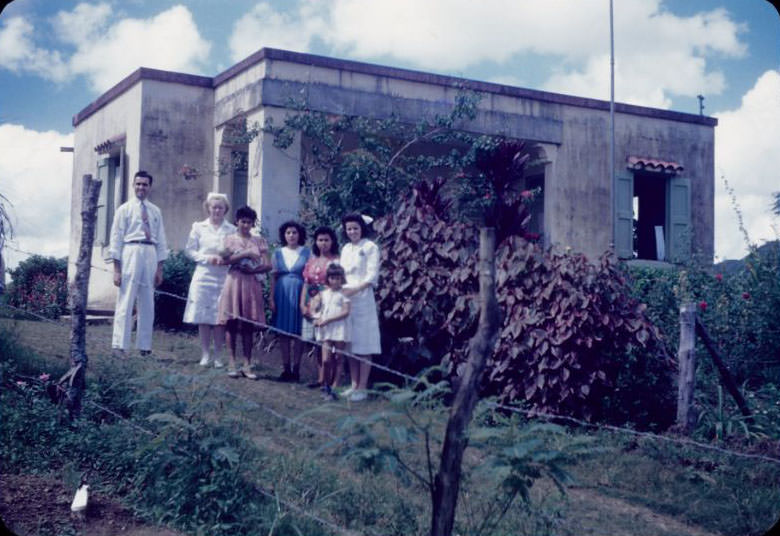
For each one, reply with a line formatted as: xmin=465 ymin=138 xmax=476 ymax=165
xmin=339 ymin=213 xmax=381 ymax=402
xmin=183 ymin=193 xmax=236 ymax=367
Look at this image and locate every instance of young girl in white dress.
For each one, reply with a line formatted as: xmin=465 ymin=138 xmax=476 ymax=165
xmin=311 ymin=264 xmax=351 ymax=401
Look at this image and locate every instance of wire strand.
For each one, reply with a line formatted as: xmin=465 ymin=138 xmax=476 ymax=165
xmin=5 ymin=244 xmax=780 ymax=467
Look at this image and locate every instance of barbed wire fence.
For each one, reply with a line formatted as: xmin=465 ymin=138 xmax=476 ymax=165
xmin=1 ymin=301 xmax=372 ymax=536
xmin=3 ymin=241 xmax=780 ymax=535
xmin=3 ymin=241 xmax=780 ymax=468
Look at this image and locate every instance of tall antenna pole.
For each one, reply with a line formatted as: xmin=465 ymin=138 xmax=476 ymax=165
xmin=609 ymin=0 xmax=616 ymax=249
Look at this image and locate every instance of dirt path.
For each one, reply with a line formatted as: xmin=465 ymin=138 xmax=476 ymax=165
xmin=564 ymin=486 xmax=722 ymax=536
xmin=0 ymin=473 xmax=185 ymax=536
xmin=0 ymin=318 xmax=733 ymax=536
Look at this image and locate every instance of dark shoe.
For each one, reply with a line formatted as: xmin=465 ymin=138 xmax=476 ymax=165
xmin=307 ymin=381 xmax=321 ymax=389
xmin=277 ymin=370 xmax=293 ymax=382
xmin=291 ymin=370 xmax=300 ymax=383
xmin=321 ymin=386 xmax=338 ymax=401
xmin=139 ymin=350 xmax=152 ymax=357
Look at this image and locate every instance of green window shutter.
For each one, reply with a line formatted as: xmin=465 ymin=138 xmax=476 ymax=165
xmin=95 ymin=157 xmax=117 ymax=246
xmin=614 ymin=170 xmax=634 ymax=259
xmin=666 ymin=176 xmax=691 ymax=262
xmin=95 ymin=158 xmax=110 ymax=245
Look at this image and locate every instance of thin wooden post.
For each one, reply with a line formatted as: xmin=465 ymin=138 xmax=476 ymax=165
xmin=676 ymin=303 xmax=697 ymax=434
xmin=66 ymin=174 xmax=101 ymax=418
xmin=695 ymin=318 xmax=752 ymax=421
xmin=431 ymin=227 xmax=500 ymax=536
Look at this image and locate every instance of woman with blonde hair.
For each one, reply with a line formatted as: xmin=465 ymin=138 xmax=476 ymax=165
xmin=183 ymin=193 xmax=235 ymax=367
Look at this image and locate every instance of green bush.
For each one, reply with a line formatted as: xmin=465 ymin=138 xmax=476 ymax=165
xmin=627 ymin=241 xmax=780 ymax=386
xmin=154 ymin=251 xmax=196 ymax=330
xmin=6 ymin=255 xmax=68 ymax=319
xmin=0 ymin=350 xmax=323 ymax=535
xmin=626 ymin=242 xmax=780 ymax=441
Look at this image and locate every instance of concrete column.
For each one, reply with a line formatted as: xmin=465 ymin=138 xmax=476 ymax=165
xmin=213 ymin=126 xmax=230 ymax=194
xmin=537 ymin=142 xmax=558 ymax=249
xmin=246 ymin=107 xmax=302 ymax=238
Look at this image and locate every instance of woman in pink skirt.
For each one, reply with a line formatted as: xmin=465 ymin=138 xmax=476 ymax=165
xmin=217 ymin=206 xmax=271 ymax=379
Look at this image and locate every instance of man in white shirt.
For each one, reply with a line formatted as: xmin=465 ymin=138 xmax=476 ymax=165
xmin=107 ymin=171 xmax=168 ymax=355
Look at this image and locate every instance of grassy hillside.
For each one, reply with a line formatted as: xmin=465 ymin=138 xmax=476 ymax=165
xmin=1 ymin=317 xmax=779 ymax=536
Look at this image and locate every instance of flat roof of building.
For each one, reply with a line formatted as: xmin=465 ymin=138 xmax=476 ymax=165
xmin=73 ymin=47 xmax=718 ymax=128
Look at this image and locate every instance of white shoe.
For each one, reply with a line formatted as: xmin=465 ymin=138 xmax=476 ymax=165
xmin=199 ymin=354 xmax=211 ymax=367
xmin=340 ymin=386 xmax=356 ymax=398
xmin=349 ymin=390 xmax=367 ymax=402
xmin=213 ymin=359 xmax=225 ymax=369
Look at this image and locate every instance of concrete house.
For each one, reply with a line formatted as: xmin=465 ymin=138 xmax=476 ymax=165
xmin=69 ymin=48 xmax=716 ymax=311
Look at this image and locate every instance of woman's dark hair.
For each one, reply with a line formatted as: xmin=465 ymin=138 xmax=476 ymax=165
xmin=278 ymin=220 xmax=307 ymax=246
xmin=311 ymin=226 xmax=339 ymax=256
xmin=326 ymin=263 xmax=346 ymax=284
xmin=235 ymin=205 xmax=257 ymax=224
xmin=341 ymin=213 xmax=372 ymax=241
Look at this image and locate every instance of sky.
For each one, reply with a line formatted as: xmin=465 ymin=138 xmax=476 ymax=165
xmin=0 ymin=0 xmax=778 ymax=272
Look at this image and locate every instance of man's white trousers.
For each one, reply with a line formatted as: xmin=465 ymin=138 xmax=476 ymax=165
xmin=112 ymin=244 xmax=156 ymax=351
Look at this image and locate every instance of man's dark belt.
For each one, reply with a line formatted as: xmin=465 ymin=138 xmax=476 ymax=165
xmin=126 ymin=240 xmax=155 ymax=245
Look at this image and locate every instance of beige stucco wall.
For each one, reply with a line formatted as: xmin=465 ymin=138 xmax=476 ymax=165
xmin=69 ymin=84 xmax=143 ymax=311
xmin=213 ymin=55 xmax=714 ymax=261
xmin=71 ymin=49 xmax=716 ymax=315
xmin=138 ymin=80 xmax=214 ymax=253
xmin=70 ymin=79 xmax=214 ymax=311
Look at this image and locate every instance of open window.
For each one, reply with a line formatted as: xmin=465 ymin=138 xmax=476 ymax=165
xmin=518 ymin=143 xmax=548 ymax=241
xmin=94 ymin=135 xmax=126 ymax=247
xmin=614 ymin=157 xmax=690 ymax=262
xmin=220 ymin=117 xmax=250 ymax=208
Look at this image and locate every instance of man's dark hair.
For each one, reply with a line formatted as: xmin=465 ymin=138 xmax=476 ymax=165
xmin=134 ymin=170 xmax=153 ymax=185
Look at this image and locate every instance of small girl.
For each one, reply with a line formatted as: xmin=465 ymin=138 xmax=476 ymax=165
xmin=311 ymin=264 xmax=351 ymax=401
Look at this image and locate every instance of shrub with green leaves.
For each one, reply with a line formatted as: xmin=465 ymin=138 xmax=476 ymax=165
xmin=6 ymin=255 xmax=68 ymax=319
xmin=154 ymin=251 xmax=196 ymax=330
xmin=628 ymin=241 xmax=780 ymax=386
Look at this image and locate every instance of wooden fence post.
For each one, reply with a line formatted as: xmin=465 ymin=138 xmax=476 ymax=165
xmin=431 ymin=227 xmax=500 ymax=536
xmin=695 ymin=318 xmax=752 ymax=421
xmin=66 ymin=174 xmax=101 ymax=418
xmin=676 ymin=302 xmax=697 ymax=434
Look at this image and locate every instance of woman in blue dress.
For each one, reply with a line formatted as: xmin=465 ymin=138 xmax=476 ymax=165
xmin=270 ymin=220 xmax=310 ymax=382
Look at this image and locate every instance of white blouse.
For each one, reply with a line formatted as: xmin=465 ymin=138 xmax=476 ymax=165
xmin=184 ymin=219 xmax=236 ymax=264
xmin=340 ymin=238 xmax=380 ymax=292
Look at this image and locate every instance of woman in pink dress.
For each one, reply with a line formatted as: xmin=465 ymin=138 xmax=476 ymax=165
xmin=299 ymin=226 xmax=340 ymax=388
xmin=217 ymin=206 xmax=271 ymax=379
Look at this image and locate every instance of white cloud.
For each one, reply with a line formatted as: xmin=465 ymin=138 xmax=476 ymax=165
xmin=228 ymin=0 xmax=746 ymax=108
xmin=65 ymin=4 xmax=211 ymax=91
xmin=0 ymin=17 xmax=69 ymax=81
xmin=0 ymin=124 xmax=74 ymax=270
xmin=53 ymin=2 xmax=112 ymax=46
xmin=714 ymin=70 xmax=780 ymax=260
xmin=542 ymin=3 xmax=744 ymax=106
xmin=0 ymin=4 xmax=211 ymax=92
xmin=229 ymin=1 xmax=327 ymax=61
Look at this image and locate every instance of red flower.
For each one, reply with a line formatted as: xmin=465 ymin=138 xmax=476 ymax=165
xmin=698 ymin=301 xmax=707 ymax=311
xmin=715 ymin=273 xmax=722 ymax=282
xmin=742 ymin=292 xmax=750 ymax=300
xmin=521 ymin=190 xmax=533 ymax=199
